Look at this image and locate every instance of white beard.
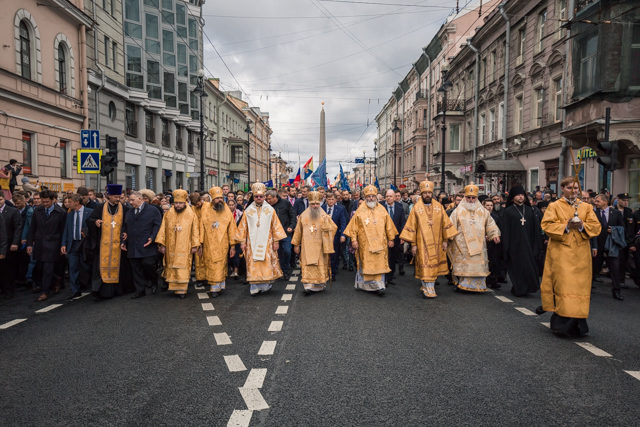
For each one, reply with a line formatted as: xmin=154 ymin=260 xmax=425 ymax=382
xmin=309 ymin=206 xmax=321 ymax=220
xmin=366 ymin=201 xmax=377 ymax=209
xmin=460 ymin=199 xmax=482 ymax=212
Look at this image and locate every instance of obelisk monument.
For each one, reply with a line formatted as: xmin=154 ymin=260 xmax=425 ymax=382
xmin=319 ymin=102 xmax=326 ymax=164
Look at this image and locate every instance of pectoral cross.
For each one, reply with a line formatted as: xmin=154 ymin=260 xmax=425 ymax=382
xmin=520 ymin=217 xmax=526 ymax=226
xmin=110 ymin=220 xmax=117 ymax=228
xmin=175 ymin=225 xmax=183 ymax=231
xmin=309 ymin=225 xmax=317 ymax=233
xmin=212 ymin=221 xmax=219 ymax=229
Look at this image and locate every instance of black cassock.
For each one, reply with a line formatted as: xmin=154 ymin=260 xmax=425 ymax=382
xmin=502 ymin=204 xmax=542 ymax=296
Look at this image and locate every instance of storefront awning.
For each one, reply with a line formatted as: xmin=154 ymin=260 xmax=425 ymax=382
xmin=476 ymin=159 xmax=525 ymax=174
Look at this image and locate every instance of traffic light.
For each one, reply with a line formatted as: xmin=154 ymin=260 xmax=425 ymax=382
xmin=596 ymin=140 xmax=619 ymax=171
xmin=100 ymin=135 xmax=118 ymax=177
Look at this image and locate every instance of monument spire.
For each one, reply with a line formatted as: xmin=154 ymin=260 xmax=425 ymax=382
xmin=319 ymin=102 xmax=326 ymax=164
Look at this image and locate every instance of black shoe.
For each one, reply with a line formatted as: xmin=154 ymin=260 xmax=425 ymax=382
xmin=151 ymin=285 xmax=158 ymax=294
xmin=612 ymin=289 xmax=624 ymax=301
xmin=304 ymin=289 xmax=311 ymax=295
xmin=399 ymin=269 xmax=405 ymax=276
xmin=67 ymin=291 xmax=82 ymax=301
xmin=179 ymin=294 xmax=186 ymax=299
xmin=209 ymin=291 xmax=219 ymax=298
xmin=348 ymin=266 xmax=354 ymax=272
xmin=131 ymin=293 xmax=145 ymax=299
xmin=376 ymin=289 xmax=385 ymax=296
xmin=386 ymin=279 xmax=395 ymax=286
xmin=535 ymin=306 xmax=546 ymax=315
xmin=331 ymin=275 xmax=336 ymax=282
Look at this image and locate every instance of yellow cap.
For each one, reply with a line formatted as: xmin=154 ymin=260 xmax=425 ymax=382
xmin=209 ymin=186 xmax=224 ymax=199
xmin=419 ymin=180 xmax=434 ymax=193
xmin=363 ymin=185 xmax=378 ymax=197
xmin=172 ymin=189 xmax=188 ymax=203
xmin=251 ymin=182 xmax=267 ymax=196
xmin=308 ymin=191 xmax=322 ymax=203
xmin=464 ymin=184 xmax=479 ymax=197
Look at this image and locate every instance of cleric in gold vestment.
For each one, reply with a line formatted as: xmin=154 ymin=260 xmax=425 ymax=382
xmin=155 ymin=190 xmax=200 ymax=298
xmin=292 ymin=191 xmax=337 ymax=293
xmin=344 ymin=185 xmax=398 ymax=295
xmin=189 ymin=192 xmax=206 ymax=285
xmin=400 ymin=180 xmax=457 ymax=298
xmin=539 ymin=177 xmax=601 ymax=337
xmin=236 ymin=182 xmax=287 ymax=295
xmin=447 ymin=184 xmax=500 ymax=293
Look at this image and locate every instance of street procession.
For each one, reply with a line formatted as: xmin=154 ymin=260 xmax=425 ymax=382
xmin=1 ymin=0 xmax=639 ymax=425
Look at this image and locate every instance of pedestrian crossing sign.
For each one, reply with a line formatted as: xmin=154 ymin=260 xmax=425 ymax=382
xmin=77 ymin=149 xmax=102 ymax=174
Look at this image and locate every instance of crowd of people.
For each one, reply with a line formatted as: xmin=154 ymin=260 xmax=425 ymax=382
xmin=0 ymin=170 xmax=637 ymax=339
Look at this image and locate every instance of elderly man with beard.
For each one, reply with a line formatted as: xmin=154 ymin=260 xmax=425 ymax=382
xmin=199 ymin=187 xmax=238 ymax=298
xmin=237 ymin=183 xmax=287 ymax=296
xmin=400 ymin=181 xmax=457 ymax=298
xmin=344 ymin=185 xmax=398 ymax=296
xmin=447 ymin=184 xmax=501 ymax=293
xmin=292 ymin=191 xmax=337 ymax=294
xmin=501 ymin=186 xmax=543 ymax=297
xmin=155 ymin=190 xmax=201 ymax=298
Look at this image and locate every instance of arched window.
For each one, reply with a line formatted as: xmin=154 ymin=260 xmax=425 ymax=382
xmin=58 ymin=44 xmax=67 ymax=93
xmin=19 ymin=21 xmax=31 ymax=79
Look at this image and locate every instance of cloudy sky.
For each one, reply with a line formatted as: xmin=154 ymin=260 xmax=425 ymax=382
xmin=201 ymin=0 xmax=462 ymax=180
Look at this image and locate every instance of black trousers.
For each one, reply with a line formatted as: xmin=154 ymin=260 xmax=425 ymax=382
xmin=129 ymin=256 xmax=157 ymax=295
xmin=0 ymin=251 xmax=19 ymax=295
xmin=593 ymin=253 xmax=621 ymax=290
xmin=387 ymin=239 xmax=401 ymax=280
xmin=41 ymin=261 xmax=56 ymax=294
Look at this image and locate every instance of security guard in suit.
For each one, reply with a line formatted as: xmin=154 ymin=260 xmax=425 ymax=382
xmin=616 ymin=193 xmax=634 ymax=284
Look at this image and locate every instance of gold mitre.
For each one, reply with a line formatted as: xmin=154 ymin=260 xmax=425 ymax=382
xmin=251 ymin=182 xmax=267 ymax=195
xmin=209 ymin=186 xmax=224 ymax=199
xmin=307 ymin=191 xmax=322 ymax=203
xmin=464 ymin=183 xmax=479 ymax=197
xmin=419 ymin=180 xmax=435 ymax=193
xmin=363 ymin=185 xmax=378 ymax=197
xmin=172 ymin=189 xmax=188 ymax=203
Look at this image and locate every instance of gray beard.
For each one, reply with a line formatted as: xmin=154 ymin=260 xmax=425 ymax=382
xmin=493 ymin=204 xmax=501 ymax=211
xmin=461 ymin=200 xmax=481 ymax=211
xmin=309 ymin=207 xmax=321 ymax=220
xmin=366 ymin=201 xmax=377 ymax=209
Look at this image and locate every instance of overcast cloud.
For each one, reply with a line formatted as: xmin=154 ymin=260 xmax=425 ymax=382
xmin=201 ymin=0 xmax=459 ymax=180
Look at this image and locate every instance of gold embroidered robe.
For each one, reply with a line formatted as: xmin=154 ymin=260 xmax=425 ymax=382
xmin=344 ymin=203 xmax=398 ymax=281
xmin=400 ymin=199 xmax=458 ymax=281
xmin=199 ymin=202 xmax=238 ymax=283
xmin=236 ymin=203 xmax=287 ymax=284
xmin=192 ymin=204 xmax=206 ymax=281
xmin=447 ymin=203 xmax=500 ymax=277
xmin=540 ymin=199 xmax=601 ymax=318
xmin=155 ymin=206 xmax=201 ymax=290
xmin=291 ymin=209 xmax=337 ymax=284
xmin=99 ymin=202 xmax=124 ymax=283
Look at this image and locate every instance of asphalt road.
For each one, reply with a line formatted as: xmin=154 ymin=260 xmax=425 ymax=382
xmin=1 ymin=268 xmax=639 ymax=426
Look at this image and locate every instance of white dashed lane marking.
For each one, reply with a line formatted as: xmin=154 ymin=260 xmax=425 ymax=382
xmin=494 ymin=295 xmax=513 ymax=303
xmin=292 ymin=269 xmax=300 ymax=274
xmin=214 ymin=332 xmax=232 ymax=345
xmin=541 ymin=322 xmax=550 ymax=328
xmin=268 ymin=321 xmax=283 ymax=332
xmin=207 ymin=315 xmax=222 ymax=326
xmin=575 ymin=342 xmax=612 ymax=357
xmin=275 ymin=305 xmax=288 ymax=315
xmin=239 ymin=387 xmax=270 ymax=410
xmin=197 ymin=292 xmax=209 ymax=299
xmin=194 ymin=284 xmax=204 ymax=290
xmin=227 ymin=409 xmax=253 ymax=427
xmin=73 ymin=292 xmax=91 ymax=300
xmin=244 ymin=368 xmax=267 ymax=389
xmin=0 ymin=319 xmax=27 ymax=330
xmin=624 ymin=371 xmax=640 ymax=382
xmin=201 ymin=302 xmax=214 ymax=311
xmin=258 ymin=340 xmax=277 ymax=355
xmin=35 ymin=304 xmax=63 ymax=314
xmin=285 ymin=284 xmax=296 ymax=291
xmin=281 ymin=294 xmax=292 ymax=301
xmin=289 ymin=276 xmax=299 ymax=281
xmin=224 ymin=355 xmax=247 ymax=372
xmin=514 ymin=307 xmax=536 ymax=316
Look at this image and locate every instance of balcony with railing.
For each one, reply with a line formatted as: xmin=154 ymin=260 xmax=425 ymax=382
xmin=176 ymin=135 xmax=183 ymax=152
xmin=436 ymin=99 xmax=464 ymax=113
xmin=145 ymin=124 xmax=155 ymax=143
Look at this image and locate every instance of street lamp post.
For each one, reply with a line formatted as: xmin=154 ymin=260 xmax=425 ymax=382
xmin=374 ymin=144 xmax=377 ymax=180
xmin=193 ymin=70 xmax=208 ymax=191
xmin=437 ymin=62 xmax=453 ymax=193
xmin=392 ymin=119 xmax=400 ymax=188
xmin=245 ymin=120 xmax=252 ymax=188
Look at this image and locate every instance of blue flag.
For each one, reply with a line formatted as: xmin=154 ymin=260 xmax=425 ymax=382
xmin=390 ymin=183 xmax=398 ymax=191
xmin=374 ymin=177 xmax=380 ymax=190
xmin=263 ymin=180 xmax=273 ymax=188
xmin=310 ymin=159 xmax=327 ymax=189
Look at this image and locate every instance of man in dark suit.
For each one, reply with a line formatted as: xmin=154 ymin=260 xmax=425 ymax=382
xmin=122 ymin=191 xmax=162 ymax=298
xmin=0 ymin=192 xmax=22 ymax=298
xmin=592 ymin=193 xmax=625 ymax=300
xmin=294 ymin=185 xmax=311 ymax=216
xmin=27 ymin=190 xmax=66 ymax=301
xmin=266 ymin=190 xmax=297 ymax=279
xmin=323 ymin=192 xmax=347 ymax=281
xmin=61 ymin=194 xmax=93 ymax=299
xmin=381 ymin=189 xmax=406 ymax=285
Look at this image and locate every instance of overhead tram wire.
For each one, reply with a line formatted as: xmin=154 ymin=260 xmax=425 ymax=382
xmin=318 ymin=0 xmax=474 ymax=9
xmin=202 ymin=10 xmax=437 ymax=19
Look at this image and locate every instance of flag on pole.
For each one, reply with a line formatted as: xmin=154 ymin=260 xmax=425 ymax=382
xmin=293 ymin=168 xmax=301 ymax=187
xmin=374 ymin=177 xmax=380 ymax=190
xmin=390 ymin=183 xmax=398 ymax=191
xmin=310 ymin=158 xmax=327 ymax=189
xmin=303 ymin=157 xmax=314 ymax=179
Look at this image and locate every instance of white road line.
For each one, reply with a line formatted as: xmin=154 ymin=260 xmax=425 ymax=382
xmin=214 ymin=332 xmax=232 ymax=345
xmin=494 ymin=295 xmax=513 ymax=303
xmin=575 ymin=342 xmax=612 ymax=357
xmin=207 ymin=315 xmax=222 ymax=326
xmin=35 ymin=304 xmax=63 ymax=314
xmin=227 ymin=409 xmax=253 ymax=427
xmin=258 ymin=340 xmax=277 ymax=356
xmin=244 ymin=368 xmax=267 ymax=389
xmin=239 ymin=387 xmax=270 ymax=411
xmin=292 ymin=269 xmax=300 ymax=274
xmin=281 ymin=294 xmax=292 ymax=301
xmin=624 ymin=371 xmax=640 ymax=381
xmin=73 ymin=292 xmax=91 ymax=300
xmin=541 ymin=322 xmax=550 ymax=328
xmin=514 ymin=307 xmax=536 ymax=316
xmin=289 ymin=276 xmax=299 ymax=281
xmin=201 ymin=302 xmax=214 ymax=311
xmin=275 ymin=305 xmax=289 ymax=315
xmin=268 ymin=321 xmax=283 ymax=332
xmin=194 ymin=284 xmax=204 ymax=290
xmin=285 ymin=284 xmax=296 ymax=290
xmin=224 ymin=355 xmax=247 ymax=372
xmin=197 ymin=292 xmax=209 ymax=299
xmin=0 ymin=319 xmax=27 ymax=330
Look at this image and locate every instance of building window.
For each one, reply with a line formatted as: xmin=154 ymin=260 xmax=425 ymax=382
xmin=557 ymin=0 xmax=567 ymax=40
xmin=629 ymin=159 xmax=640 ymax=210
xmin=162 ymin=119 xmax=170 ymax=147
xmin=104 ymin=35 xmax=110 ymax=68
xmin=145 ymin=167 xmax=155 ymax=191
xmin=630 ymin=25 xmax=640 ymax=89
xmin=112 ymin=41 xmax=118 ymax=72
xmin=231 ymin=145 xmax=244 ymax=163
xmin=529 ymin=168 xmax=539 ymax=192
xmin=534 ymin=87 xmax=544 ymax=127
xmin=480 ymin=57 xmax=486 ymax=88
xmin=536 ymin=10 xmax=547 ymax=53
xmin=124 ymin=0 xmax=139 ymax=21
xmin=22 ymin=131 xmax=33 ymax=174
xmin=187 ymin=132 xmax=194 ymax=154
xmin=489 ymin=50 xmax=496 ymax=82
xmin=125 ymin=102 xmax=137 ymax=137
xmin=515 ymin=95 xmax=524 ymax=133
xmin=449 ymin=124 xmax=460 ymax=152
xmin=19 ymin=21 xmax=31 ymax=80
xmin=176 ymin=126 xmax=183 ymax=151
xmin=146 ymin=13 xmax=158 ymax=39
xmin=126 ymin=164 xmax=138 ymax=191
xmin=498 ymin=102 xmax=504 ymax=139
xmin=489 ymin=108 xmax=496 ymax=141
xmin=479 ymin=113 xmax=486 ymax=145
xmin=108 ymin=101 xmax=117 ymax=121
xmin=553 ymin=77 xmax=563 ymax=122
xmin=126 ymin=45 xmax=143 ymax=89
xmin=516 ymin=27 xmax=526 ymax=65
xmin=145 ymin=112 xmax=155 ymax=143
xmin=57 ymin=45 xmax=67 ymax=94
xmin=576 ymin=33 xmax=598 ymax=96
xmin=60 ymin=140 xmax=69 ymax=178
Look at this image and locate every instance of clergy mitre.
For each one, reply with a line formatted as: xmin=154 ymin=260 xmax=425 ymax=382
xmin=209 ymin=186 xmax=223 ymax=200
xmin=363 ymin=184 xmax=378 ymax=197
xmin=464 ymin=183 xmax=479 ymax=197
xmin=251 ymin=182 xmax=267 ymax=196
xmin=308 ymin=191 xmax=322 ymax=203
xmin=173 ymin=189 xmax=188 ymax=203
xmin=419 ymin=180 xmax=435 ymax=193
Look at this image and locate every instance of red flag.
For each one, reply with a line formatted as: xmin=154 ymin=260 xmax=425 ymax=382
xmin=293 ymin=168 xmax=301 ymax=187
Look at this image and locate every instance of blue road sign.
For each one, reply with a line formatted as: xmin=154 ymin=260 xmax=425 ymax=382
xmin=81 ymin=129 xmax=100 ymax=149
xmin=77 ymin=149 xmax=101 ymax=174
